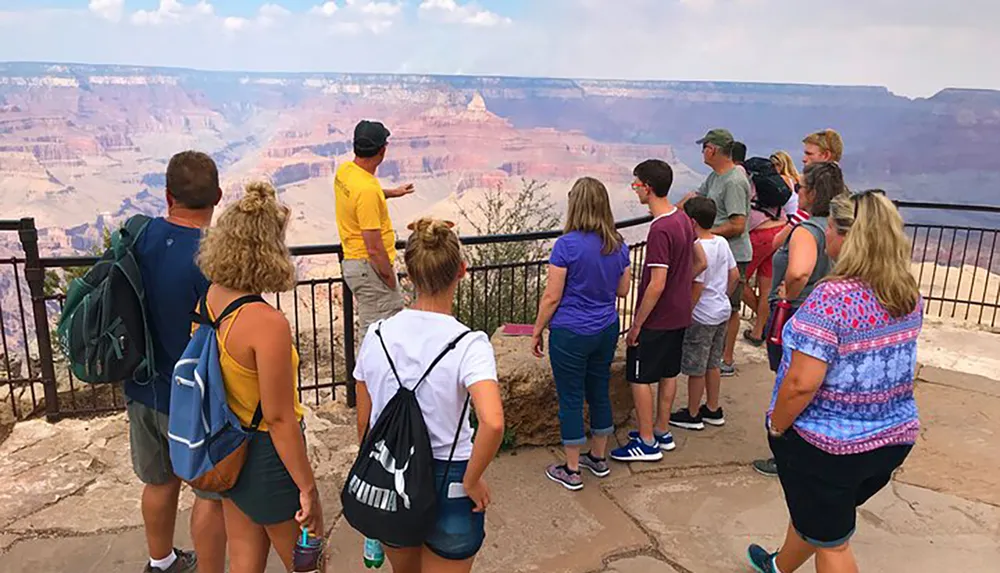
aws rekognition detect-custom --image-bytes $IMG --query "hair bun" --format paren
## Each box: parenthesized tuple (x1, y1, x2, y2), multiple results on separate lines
(240, 181, 277, 212)
(407, 217, 455, 249)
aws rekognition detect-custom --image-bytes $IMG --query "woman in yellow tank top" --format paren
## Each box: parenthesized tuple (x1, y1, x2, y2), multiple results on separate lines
(197, 181, 322, 573)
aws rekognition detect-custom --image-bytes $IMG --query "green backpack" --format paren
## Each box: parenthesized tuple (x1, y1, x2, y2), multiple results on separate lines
(57, 215, 157, 384)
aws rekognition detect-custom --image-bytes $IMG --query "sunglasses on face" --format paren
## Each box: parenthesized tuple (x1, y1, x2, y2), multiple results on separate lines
(852, 189, 887, 219)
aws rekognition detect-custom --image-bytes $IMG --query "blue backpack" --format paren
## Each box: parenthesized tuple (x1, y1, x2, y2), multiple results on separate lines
(168, 294, 265, 493)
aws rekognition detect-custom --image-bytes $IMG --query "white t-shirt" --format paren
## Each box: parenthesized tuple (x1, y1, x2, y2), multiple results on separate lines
(353, 309, 498, 461)
(784, 190, 800, 218)
(693, 235, 738, 326)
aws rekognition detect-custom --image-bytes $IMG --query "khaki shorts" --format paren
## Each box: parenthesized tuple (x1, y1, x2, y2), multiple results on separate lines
(342, 258, 405, 337)
(730, 262, 749, 312)
(126, 399, 220, 500)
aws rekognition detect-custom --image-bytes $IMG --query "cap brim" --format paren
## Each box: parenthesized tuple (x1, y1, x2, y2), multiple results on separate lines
(695, 137, 708, 145)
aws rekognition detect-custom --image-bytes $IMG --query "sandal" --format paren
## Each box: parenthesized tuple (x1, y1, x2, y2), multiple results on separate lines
(743, 329, 765, 347)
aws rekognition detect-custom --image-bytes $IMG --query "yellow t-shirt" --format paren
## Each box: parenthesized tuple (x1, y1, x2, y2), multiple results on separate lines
(335, 161, 396, 262)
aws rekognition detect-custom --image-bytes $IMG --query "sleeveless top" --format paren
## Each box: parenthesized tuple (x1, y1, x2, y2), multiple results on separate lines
(210, 303, 305, 430)
(768, 216, 831, 307)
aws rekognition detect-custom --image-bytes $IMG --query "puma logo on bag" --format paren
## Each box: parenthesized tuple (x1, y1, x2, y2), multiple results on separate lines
(370, 440, 414, 510)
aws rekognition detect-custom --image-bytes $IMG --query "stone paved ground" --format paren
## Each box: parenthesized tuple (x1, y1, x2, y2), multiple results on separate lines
(0, 327, 997, 573)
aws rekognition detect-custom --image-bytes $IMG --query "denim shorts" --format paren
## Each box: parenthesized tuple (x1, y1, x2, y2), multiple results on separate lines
(390, 459, 485, 560)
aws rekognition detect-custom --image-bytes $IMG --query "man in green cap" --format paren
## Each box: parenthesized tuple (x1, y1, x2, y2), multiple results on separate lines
(682, 128, 752, 378)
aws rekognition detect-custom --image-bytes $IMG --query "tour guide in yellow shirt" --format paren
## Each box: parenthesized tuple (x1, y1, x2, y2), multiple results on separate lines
(335, 120, 415, 335)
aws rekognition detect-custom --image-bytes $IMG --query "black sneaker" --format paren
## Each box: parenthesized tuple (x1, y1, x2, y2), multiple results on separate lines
(747, 544, 778, 573)
(720, 362, 736, 377)
(144, 549, 197, 573)
(699, 405, 726, 427)
(668, 408, 705, 431)
(752, 458, 779, 477)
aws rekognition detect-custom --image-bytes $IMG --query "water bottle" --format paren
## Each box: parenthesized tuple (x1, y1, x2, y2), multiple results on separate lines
(363, 537, 385, 569)
(768, 299, 792, 346)
(292, 527, 324, 573)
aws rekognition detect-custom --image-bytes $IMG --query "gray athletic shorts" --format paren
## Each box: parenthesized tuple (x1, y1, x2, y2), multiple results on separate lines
(126, 399, 220, 500)
(681, 321, 728, 377)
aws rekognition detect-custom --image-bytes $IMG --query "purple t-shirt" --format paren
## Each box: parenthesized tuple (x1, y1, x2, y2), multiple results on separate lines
(549, 231, 630, 336)
(636, 209, 696, 331)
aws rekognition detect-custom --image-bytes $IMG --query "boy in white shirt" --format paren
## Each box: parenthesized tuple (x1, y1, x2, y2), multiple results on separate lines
(671, 197, 740, 431)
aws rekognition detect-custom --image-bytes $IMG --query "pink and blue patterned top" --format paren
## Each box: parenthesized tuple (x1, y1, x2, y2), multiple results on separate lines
(768, 279, 922, 455)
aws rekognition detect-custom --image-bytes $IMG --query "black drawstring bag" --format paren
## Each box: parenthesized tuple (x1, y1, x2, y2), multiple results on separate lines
(341, 323, 472, 547)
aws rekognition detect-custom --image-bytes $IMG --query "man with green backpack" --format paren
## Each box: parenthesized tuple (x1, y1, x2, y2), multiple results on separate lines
(60, 151, 227, 573)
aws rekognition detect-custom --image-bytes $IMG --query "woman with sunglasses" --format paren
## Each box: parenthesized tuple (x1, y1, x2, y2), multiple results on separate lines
(747, 190, 922, 573)
(751, 161, 847, 477)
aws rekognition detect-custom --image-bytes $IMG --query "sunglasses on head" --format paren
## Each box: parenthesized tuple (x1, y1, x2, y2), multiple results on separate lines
(852, 189, 887, 219)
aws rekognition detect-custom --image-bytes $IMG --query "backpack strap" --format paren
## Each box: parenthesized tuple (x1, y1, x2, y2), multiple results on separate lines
(248, 403, 264, 432)
(112, 214, 152, 257)
(439, 393, 472, 501)
(413, 331, 474, 392)
(374, 324, 474, 393)
(194, 294, 266, 329)
(195, 292, 268, 434)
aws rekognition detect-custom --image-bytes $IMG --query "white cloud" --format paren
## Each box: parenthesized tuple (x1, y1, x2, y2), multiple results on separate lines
(310, 2, 339, 17)
(348, 0, 403, 17)
(222, 16, 247, 31)
(419, 0, 511, 26)
(88, 0, 125, 23)
(2, 1, 999, 96)
(257, 3, 291, 27)
(310, 1, 402, 35)
(131, 1, 214, 26)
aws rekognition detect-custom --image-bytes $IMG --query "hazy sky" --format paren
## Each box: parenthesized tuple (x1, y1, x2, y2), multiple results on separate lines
(0, 0, 996, 97)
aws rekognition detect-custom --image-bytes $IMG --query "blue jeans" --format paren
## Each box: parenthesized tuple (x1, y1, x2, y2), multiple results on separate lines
(548, 321, 618, 446)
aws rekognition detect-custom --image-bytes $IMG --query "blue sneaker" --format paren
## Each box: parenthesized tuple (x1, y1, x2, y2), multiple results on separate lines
(610, 437, 664, 462)
(747, 544, 777, 573)
(628, 430, 677, 451)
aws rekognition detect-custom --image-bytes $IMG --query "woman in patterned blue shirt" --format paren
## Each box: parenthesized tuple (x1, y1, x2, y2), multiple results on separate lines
(747, 191, 923, 573)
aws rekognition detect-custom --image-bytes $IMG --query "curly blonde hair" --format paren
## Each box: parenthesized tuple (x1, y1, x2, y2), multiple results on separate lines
(197, 181, 296, 293)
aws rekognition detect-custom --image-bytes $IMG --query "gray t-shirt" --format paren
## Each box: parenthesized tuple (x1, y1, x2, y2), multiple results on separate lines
(697, 167, 752, 262)
(769, 216, 832, 307)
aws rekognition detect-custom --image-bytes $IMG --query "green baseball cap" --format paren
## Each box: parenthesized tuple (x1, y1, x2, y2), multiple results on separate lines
(696, 128, 734, 148)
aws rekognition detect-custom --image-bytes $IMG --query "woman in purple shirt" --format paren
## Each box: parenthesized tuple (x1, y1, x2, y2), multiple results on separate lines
(747, 191, 922, 573)
(532, 177, 631, 491)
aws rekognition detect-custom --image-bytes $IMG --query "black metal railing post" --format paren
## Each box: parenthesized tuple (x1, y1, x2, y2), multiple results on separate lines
(18, 218, 61, 421)
(340, 253, 357, 408)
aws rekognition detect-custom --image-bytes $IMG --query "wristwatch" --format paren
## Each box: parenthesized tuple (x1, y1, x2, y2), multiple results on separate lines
(767, 419, 785, 438)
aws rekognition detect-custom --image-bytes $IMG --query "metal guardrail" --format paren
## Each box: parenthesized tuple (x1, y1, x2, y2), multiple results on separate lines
(2, 202, 999, 422)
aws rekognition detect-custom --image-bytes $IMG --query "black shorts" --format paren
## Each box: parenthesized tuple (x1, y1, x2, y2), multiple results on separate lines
(769, 429, 912, 547)
(223, 427, 305, 525)
(626, 328, 685, 383)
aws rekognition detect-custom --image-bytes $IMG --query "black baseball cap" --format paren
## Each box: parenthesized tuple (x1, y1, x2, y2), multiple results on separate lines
(354, 120, 391, 156)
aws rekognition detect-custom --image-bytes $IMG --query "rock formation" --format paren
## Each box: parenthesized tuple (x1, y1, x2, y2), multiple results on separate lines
(492, 327, 634, 447)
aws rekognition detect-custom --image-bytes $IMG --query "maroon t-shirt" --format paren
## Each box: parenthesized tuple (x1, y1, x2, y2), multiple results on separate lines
(636, 209, 696, 331)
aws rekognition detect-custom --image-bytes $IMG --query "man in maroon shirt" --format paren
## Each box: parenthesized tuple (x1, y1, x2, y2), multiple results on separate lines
(612, 159, 706, 462)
